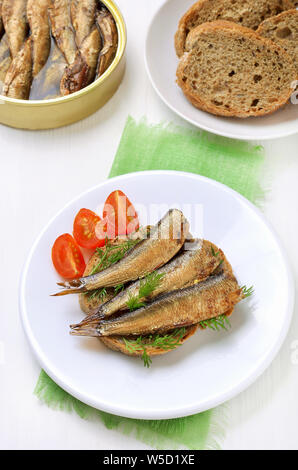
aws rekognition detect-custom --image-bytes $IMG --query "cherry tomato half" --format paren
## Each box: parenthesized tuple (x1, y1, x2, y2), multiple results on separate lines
(96, 190, 139, 239)
(52, 233, 86, 279)
(73, 208, 105, 249)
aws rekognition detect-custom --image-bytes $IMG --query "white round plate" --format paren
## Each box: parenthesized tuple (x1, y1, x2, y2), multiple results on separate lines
(145, 0, 298, 140)
(20, 171, 294, 419)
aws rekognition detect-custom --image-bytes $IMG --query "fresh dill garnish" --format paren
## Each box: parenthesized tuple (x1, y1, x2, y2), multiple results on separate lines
(90, 238, 139, 276)
(149, 328, 187, 350)
(86, 287, 107, 301)
(85, 239, 138, 299)
(85, 239, 139, 299)
(123, 327, 187, 368)
(139, 272, 165, 298)
(199, 314, 231, 331)
(142, 350, 152, 368)
(211, 246, 220, 257)
(126, 271, 165, 311)
(123, 337, 151, 367)
(114, 283, 125, 294)
(241, 285, 254, 298)
(211, 246, 224, 267)
(127, 294, 146, 311)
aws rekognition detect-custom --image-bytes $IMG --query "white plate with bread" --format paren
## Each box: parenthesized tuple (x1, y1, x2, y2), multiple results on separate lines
(145, 0, 298, 140)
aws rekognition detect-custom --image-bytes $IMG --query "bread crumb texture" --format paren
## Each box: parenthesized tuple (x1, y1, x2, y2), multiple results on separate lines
(175, 0, 296, 57)
(257, 9, 298, 76)
(176, 21, 297, 118)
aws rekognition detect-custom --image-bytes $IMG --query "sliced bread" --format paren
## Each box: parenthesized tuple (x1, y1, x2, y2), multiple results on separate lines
(176, 21, 297, 118)
(175, 0, 296, 57)
(257, 9, 298, 76)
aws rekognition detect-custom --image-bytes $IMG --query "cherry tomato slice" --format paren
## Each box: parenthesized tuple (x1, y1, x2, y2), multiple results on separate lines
(73, 208, 105, 249)
(96, 190, 139, 239)
(52, 233, 86, 279)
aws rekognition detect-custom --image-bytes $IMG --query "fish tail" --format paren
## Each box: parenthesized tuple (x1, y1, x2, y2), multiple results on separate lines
(70, 318, 102, 337)
(52, 288, 85, 296)
(70, 311, 104, 329)
(51, 279, 86, 296)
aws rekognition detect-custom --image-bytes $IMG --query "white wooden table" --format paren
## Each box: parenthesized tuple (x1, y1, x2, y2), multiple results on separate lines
(0, 0, 297, 450)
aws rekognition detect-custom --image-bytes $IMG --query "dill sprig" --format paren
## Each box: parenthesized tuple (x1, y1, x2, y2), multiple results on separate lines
(139, 272, 165, 298)
(123, 327, 187, 368)
(241, 285, 254, 298)
(211, 246, 220, 257)
(126, 295, 146, 311)
(149, 328, 187, 350)
(126, 271, 165, 311)
(123, 337, 152, 367)
(86, 287, 107, 301)
(199, 314, 231, 331)
(114, 283, 125, 294)
(90, 238, 139, 276)
(85, 239, 139, 299)
(211, 246, 224, 266)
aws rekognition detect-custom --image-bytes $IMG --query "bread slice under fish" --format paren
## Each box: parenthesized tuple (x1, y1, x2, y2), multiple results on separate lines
(257, 9, 298, 77)
(175, 0, 296, 57)
(176, 21, 296, 118)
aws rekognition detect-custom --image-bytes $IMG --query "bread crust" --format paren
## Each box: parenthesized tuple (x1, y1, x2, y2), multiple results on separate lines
(175, 0, 296, 57)
(257, 9, 298, 77)
(176, 21, 296, 118)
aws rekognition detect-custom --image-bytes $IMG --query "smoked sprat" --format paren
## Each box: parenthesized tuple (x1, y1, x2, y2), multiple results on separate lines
(0, 0, 118, 100)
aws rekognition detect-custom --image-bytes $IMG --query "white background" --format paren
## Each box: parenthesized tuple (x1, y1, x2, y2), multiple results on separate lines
(0, 0, 298, 450)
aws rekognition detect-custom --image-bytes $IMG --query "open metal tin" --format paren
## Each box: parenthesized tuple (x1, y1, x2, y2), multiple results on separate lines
(0, 0, 126, 130)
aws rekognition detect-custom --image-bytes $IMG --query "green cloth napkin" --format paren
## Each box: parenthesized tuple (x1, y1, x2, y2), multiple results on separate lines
(35, 117, 265, 450)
